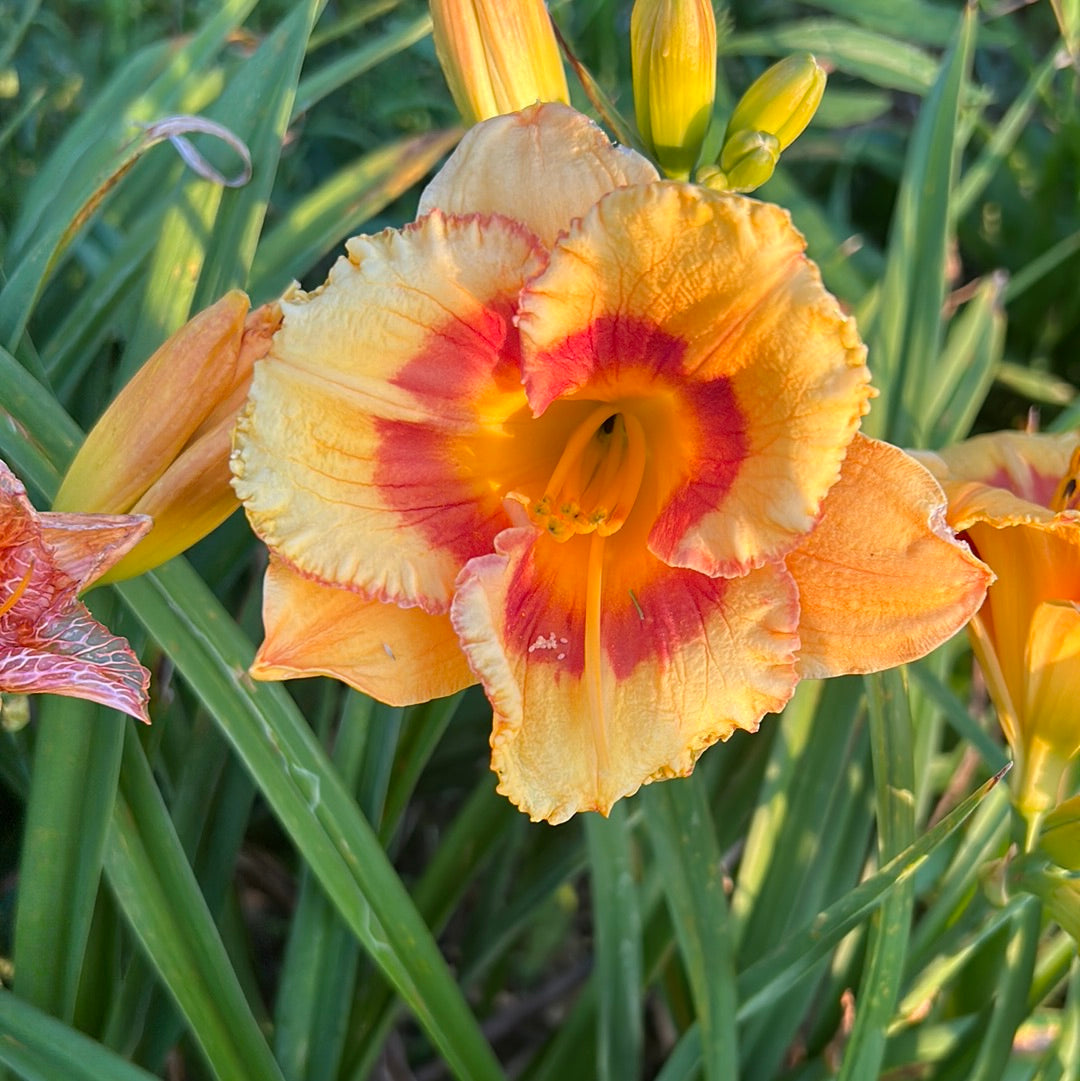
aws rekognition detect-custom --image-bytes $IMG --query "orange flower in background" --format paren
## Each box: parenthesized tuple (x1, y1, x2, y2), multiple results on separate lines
(55, 290, 281, 583)
(919, 430, 1080, 834)
(1, 460, 151, 722)
(233, 103, 990, 823)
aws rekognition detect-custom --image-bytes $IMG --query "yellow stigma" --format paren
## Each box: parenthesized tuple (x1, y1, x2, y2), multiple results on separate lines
(532, 405, 647, 541)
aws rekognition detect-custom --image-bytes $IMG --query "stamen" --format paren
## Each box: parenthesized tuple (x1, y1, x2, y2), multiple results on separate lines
(0, 558, 35, 619)
(543, 404, 619, 509)
(1052, 446, 1080, 512)
(533, 406, 648, 541)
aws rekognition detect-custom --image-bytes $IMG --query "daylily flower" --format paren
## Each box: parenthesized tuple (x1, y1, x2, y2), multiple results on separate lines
(1, 459, 151, 722)
(233, 102, 989, 823)
(55, 290, 281, 583)
(430, 0, 569, 126)
(918, 430, 1080, 837)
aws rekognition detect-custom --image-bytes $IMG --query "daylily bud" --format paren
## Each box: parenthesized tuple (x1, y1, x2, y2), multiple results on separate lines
(54, 291, 281, 582)
(717, 129, 780, 192)
(724, 53, 826, 154)
(430, 0, 570, 126)
(631, 0, 717, 180)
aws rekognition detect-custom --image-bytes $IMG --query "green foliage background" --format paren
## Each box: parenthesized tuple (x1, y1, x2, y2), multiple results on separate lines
(2, 1, 1080, 1078)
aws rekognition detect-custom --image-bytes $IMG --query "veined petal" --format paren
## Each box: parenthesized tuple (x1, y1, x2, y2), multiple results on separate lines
(418, 102, 659, 248)
(1, 607, 150, 721)
(451, 525, 799, 823)
(517, 183, 870, 576)
(788, 435, 991, 678)
(1, 461, 150, 721)
(38, 513, 152, 591)
(251, 556, 475, 706)
(233, 212, 547, 611)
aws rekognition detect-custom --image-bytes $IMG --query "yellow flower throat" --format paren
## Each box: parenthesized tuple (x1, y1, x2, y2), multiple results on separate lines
(531, 404, 647, 541)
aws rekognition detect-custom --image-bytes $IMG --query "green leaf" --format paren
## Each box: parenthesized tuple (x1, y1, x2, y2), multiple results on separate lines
(861, 5, 976, 445)
(105, 726, 287, 1081)
(721, 21, 938, 93)
(13, 697, 124, 1023)
(0, 990, 161, 1081)
(643, 776, 738, 1081)
(114, 562, 506, 1081)
(586, 805, 643, 1081)
(837, 670, 916, 1079)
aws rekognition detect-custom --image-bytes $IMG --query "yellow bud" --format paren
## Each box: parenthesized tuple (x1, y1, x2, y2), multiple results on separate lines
(631, 0, 717, 180)
(430, 0, 569, 126)
(717, 129, 779, 192)
(724, 53, 826, 153)
(55, 292, 281, 582)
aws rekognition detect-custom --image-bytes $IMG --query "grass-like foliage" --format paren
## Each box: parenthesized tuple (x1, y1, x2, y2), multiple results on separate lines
(2, 1, 1080, 1079)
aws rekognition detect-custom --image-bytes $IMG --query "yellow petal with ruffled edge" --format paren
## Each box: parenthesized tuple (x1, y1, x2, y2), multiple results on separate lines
(417, 102, 659, 248)
(517, 182, 871, 577)
(452, 524, 799, 824)
(233, 212, 548, 613)
(250, 556, 475, 706)
(788, 435, 990, 677)
(919, 430, 1079, 515)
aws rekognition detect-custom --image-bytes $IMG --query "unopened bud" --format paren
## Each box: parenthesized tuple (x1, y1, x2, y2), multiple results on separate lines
(718, 129, 779, 192)
(430, 0, 569, 126)
(631, 0, 717, 180)
(55, 291, 281, 582)
(725, 52, 826, 153)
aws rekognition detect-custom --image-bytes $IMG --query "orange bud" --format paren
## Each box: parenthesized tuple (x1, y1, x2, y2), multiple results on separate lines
(55, 292, 281, 581)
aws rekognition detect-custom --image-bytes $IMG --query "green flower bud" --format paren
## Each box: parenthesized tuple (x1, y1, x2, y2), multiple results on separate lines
(718, 129, 779, 193)
(725, 52, 826, 153)
(631, 0, 717, 180)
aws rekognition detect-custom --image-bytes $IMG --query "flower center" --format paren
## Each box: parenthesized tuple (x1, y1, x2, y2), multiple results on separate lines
(531, 404, 647, 542)
(1052, 445, 1080, 512)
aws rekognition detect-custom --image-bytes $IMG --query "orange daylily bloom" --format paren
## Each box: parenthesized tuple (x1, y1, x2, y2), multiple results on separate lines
(918, 430, 1080, 830)
(233, 103, 989, 823)
(55, 290, 281, 582)
(1, 459, 151, 722)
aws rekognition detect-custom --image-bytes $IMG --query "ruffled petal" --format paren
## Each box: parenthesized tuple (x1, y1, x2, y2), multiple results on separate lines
(38, 513, 152, 591)
(418, 102, 659, 247)
(251, 556, 475, 706)
(517, 183, 870, 576)
(451, 525, 799, 823)
(788, 435, 991, 678)
(0, 606, 150, 722)
(918, 430, 1079, 515)
(233, 212, 547, 611)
